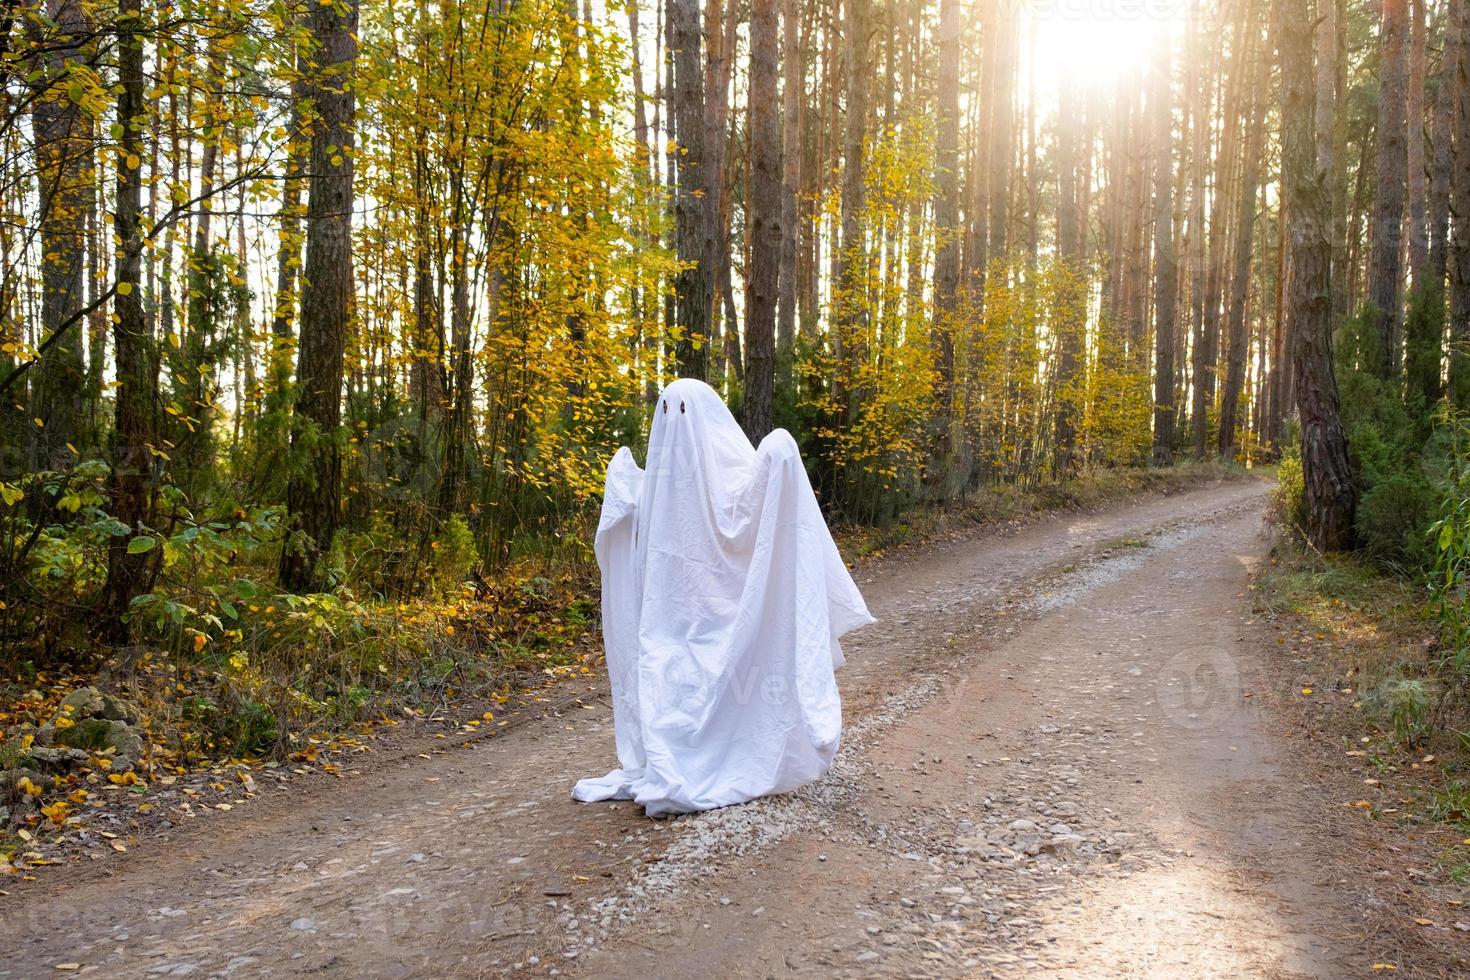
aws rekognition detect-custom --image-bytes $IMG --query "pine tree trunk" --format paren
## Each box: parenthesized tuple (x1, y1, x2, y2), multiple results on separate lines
(1407, 0, 1429, 283)
(1450, 0, 1470, 402)
(1317, 0, 1346, 328)
(1152, 39, 1178, 467)
(775, 0, 802, 356)
(1368, 0, 1410, 378)
(1054, 74, 1084, 475)
(280, 0, 359, 592)
(669, 0, 712, 378)
(267, 63, 307, 415)
(988, 12, 1016, 261)
(743, 0, 779, 440)
(1187, 8, 1211, 459)
(931, 0, 960, 427)
(101, 0, 157, 639)
(1430, 3, 1453, 287)
(964, 8, 992, 297)
(1282, 0, 1356, 550)
(833, 0, 870, 431)
(26, 0, 90, 471)
(704, 0, 738, 377)
(1219, 22, 1268, 460)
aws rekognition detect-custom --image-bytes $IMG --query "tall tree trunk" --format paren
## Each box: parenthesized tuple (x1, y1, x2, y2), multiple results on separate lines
(704, 0, 737, 378)
(775, 0, 802, 357)
(1054, 74, 1084, 475)
(1429, 2, 1453, 288)
(1025, 26, 1039, 269)
(1407, 0, 1429, 284)
(931, 0, 960, 436)
(1195, 0, 1252, 458)
(280, 0, 359, 592)
(267, 64, 307, 415)
(743, 0, 779, 440)
(1266, 196, 1289, 443)
(1282, 0, 1356, 550)
(101, 0, 157, 639)
(1317, 0, 1348, 329)
(26, 0, 90, 471)
(988, 11, 1016, 261)
(1151, 37, 1178, 467)
(1450, 0, 1470, 402)
(1329, 0, 1350, 329)
(833, 0, 871, 431)
(1219, 22, 1269, 460)
(1186, 9, 1209, 456)
(1404, 0, 1444, 411)
(669, 0, 712, 378)
(1368, 0, 1410, 378)
(964, 6, 992, 296)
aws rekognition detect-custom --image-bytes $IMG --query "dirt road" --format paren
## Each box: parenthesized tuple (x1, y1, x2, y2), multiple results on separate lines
(0, 478, 1417, 977)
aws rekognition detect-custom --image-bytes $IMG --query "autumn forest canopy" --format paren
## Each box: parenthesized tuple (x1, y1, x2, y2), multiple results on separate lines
(4, 0, 1470, 718)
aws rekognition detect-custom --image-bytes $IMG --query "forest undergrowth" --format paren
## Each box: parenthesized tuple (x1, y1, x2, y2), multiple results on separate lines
(1259, 452, 1470, 891)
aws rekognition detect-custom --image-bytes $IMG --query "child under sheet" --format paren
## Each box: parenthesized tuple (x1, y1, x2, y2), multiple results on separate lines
(573, 378, 875, 816)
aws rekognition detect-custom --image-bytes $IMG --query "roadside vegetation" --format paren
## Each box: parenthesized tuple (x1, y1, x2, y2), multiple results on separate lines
(1261, 355, 1470, 889)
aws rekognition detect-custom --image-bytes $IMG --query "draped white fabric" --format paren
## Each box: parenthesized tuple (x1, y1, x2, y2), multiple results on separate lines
(572, 379, 875, 816)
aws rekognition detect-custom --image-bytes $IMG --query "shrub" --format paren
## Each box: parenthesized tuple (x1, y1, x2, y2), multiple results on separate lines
(1334, 307, 1443, 569)
(1430, 418, 1470, 704)
(332, 511, 480, 599)
(1356, 471, 1437, 569)
(1270, 450, 1306, 532)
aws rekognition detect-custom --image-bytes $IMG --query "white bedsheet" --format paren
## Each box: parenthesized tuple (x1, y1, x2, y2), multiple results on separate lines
(573, 379, 874, 816)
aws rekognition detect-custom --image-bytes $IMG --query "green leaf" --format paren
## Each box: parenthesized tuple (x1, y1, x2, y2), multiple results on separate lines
(127, 536, 157, 555)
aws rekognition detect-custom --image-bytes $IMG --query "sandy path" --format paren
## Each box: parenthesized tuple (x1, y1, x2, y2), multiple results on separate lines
(2, 477, 1393, 978)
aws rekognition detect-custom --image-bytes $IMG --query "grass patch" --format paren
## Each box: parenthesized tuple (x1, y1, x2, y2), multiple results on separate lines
(1255, 544, 1430, 697)
(1425, 779, 1470, 832)
(1256, 535, 1470, 892)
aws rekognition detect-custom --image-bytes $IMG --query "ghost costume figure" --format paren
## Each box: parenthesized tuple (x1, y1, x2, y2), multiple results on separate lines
(573, 379, 875, 816)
